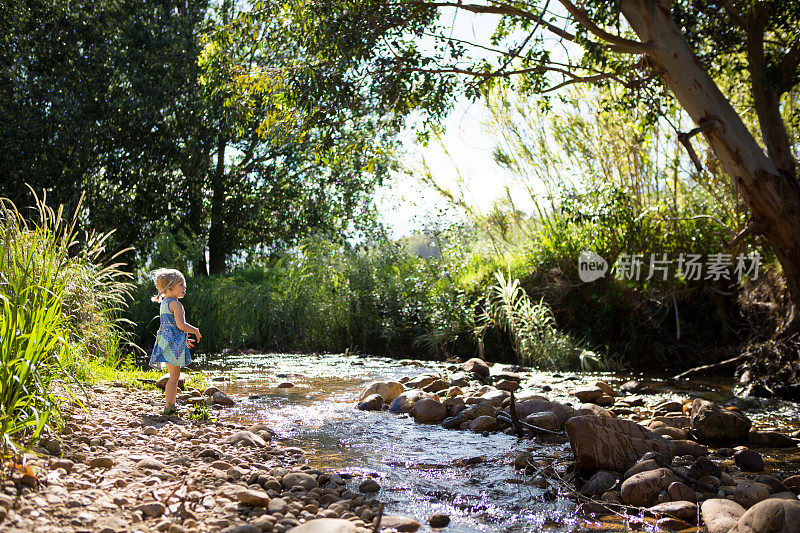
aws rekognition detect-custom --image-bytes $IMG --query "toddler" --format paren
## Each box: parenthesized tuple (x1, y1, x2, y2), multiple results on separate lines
(149, 268, 201, 416)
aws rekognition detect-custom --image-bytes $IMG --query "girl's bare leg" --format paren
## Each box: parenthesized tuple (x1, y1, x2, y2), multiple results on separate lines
(165, 363, 180, 408)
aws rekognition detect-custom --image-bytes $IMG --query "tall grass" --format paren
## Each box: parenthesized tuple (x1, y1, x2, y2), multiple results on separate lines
(0, 191, 132, 453)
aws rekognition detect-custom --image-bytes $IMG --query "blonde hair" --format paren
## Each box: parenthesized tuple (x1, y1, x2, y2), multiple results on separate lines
(151, 268, 186, 302)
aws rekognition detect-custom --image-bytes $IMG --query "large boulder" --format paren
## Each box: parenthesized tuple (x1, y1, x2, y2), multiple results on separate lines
(388, 391, 428, 413)
(462, 358, 490, 377)
(358, 381, 404, 403)
(727, 498, 800, 533)
(690, 399, 751, 443)
(565, 416, 676, 471)
(410, 398, 447, 424)
(701, 499, 746, 533)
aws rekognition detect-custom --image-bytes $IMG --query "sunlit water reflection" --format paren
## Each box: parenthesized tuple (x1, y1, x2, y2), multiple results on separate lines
(192, 352, 800, 532)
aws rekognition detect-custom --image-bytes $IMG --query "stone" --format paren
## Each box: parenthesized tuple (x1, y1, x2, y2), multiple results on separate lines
(690, 399, 751, 443)
(524, 411, 560, 432)
(495, 379, 519, 392)
(135, 458, 167, 471)
(701, 499, 746, 533)
(404, 375, 438, 389)
(277, 382, 295, 388)
(202, 386, 220, 396)
(513, 399, 575, 427)
(728, 498, 800, 533)
(624, 459, 662, 479)
(651, 426, 689, 440)
(574, 388, 603, 403)
(783, 475, 800, 494)
(479, 390, 510, 408)
(667, 481, 697, 502)
(733, 480, 771, 508)
(282, 472, 318, 491)
(734, 448, 764, 472)
(422, 379, 449, 393)
(87, 456, 114, 469)
(461, 358, 490, 377)
(755, 475, 790, 494)
(286, 518, 357, 533)
(576, 403, 613, 417)
(410, 398, 447, 424)
(237, 489, 271, 507)
(470, 415, 499, 433)
(269, 498, 289, 514)
(222, 431, 266, 448)
(380, 515, 422, 532)
(621, 468, 679, 507)
(358, 381, 404, 403)
(388, 391, 428, 414)
(359, 479, 380, 492)
(156, 372, 187, 390)
(566, 416, 676, 471)
(581, 471, 617, 496)
(135, 501, 166, 518)
(356, 394, 383, 411)
(687, 456, 722, 480)
(671, 440, 709, 458)
(212, 391, 236, 406)
(748, 429, 797, 448)
(428, 513, 450, 528)
(648, 501, 698, 522)
(50, 459, 74, 473)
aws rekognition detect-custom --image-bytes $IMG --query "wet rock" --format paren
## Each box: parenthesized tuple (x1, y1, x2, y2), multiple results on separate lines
(649, 501, 698, 522)
(422, 379, 449, 393)
(595, 381, 615, 397)
(655, 516, 694, 531)
(358, 479, 380, 492)
(624, 459, 662, 479)
(356, 394, 383, 411)
(734, 448, 764, 472)
(388, 391, 428, 414)
(748, 429, 797, 448)
(202, 386, 220, 396)
(619, 380, 646, 393)
(595, 395, 614, 407)
(581, 471, 617, 496)
(478, 390, 509, 408)
(461, 358, 490, 377)
(524, 412, 560, 432)
(576, 403, 613, 417)
(667, 481, 697, 502)
(495, 379, 519, 392)
(470, 415, 499, 433)
(286, 519, 357, 533)
(621, 468, 679, 507)
(428, 513, 450, 528)
(574, 388, 603, 403)
(410, 398, 447, 424)
(212, 391, 236, 406)
(237, 489, 271, 507)
(282, 472, 318, 491)
(405, 375, 438, 389)
(513, 399, 575, 427)
(754, 475, 790, 494)
(654, 401, 684, 414)
(566, 416, 676, 471)
(671, 440, 709, 458)
(702, 498, 746, 533)
(380, 515, 422, 532)
(156, 372, 187, 390)
(651, 426, 689, 440)
(135, 501, 166, 518)
(783, 475, 800, 494)
(222, 431, 266, 448)
(359, 381, 404, 403)
(687, 456, 722, 480)
(690, 399, 751, 443)
(733, 480, 771, 508)
(728, 498, 800, 533)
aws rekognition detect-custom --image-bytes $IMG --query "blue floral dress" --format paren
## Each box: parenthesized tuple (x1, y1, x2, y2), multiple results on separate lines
(150, 297, 191, 367)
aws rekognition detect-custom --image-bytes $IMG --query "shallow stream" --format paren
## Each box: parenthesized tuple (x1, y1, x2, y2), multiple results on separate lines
(194, 352, 800, 532)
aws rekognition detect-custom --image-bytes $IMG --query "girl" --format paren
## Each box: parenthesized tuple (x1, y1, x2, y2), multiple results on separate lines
(150, 268, 201, 416)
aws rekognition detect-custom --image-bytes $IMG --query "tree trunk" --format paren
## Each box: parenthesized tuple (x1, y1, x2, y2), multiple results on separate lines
(620, 0, 800, 332)
(208, 132, 227, 275)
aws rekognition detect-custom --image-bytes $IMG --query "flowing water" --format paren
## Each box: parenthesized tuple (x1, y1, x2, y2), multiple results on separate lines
(193, 352, 800, 532)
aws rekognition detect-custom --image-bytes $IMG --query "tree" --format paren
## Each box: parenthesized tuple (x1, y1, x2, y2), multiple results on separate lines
(261, 0, 800, 332)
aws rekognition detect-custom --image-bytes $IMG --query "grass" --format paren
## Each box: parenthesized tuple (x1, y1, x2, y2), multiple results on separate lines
(82, 359, 162, 388)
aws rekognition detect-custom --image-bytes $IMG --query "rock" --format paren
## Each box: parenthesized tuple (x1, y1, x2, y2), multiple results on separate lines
(156, 372, 187, 390)
(595, 395, 614, 406)
(359, 479, 380, 492)
(783, 475, 800, 494)
(422, 379, 449, 393)
(428, 513, 450, 528)
(621, 468, 679, 507)
(733, 480, 771, 508)
(359, 381, 404, 403)
(389, 391, 428, 413)
(405, 375, 438, 389)
(734, 448, 764, 472)
(356, 394, 383, 411)
(462, 358, 490, 377)
(470, 415, 499, 433)
(755, 475, 790, 494)
(222, 431, 266, 448)
(655, 401, 684, 414)
(237, 489, 271, 507)
(380, 515, 422, 532)
(212, 391, 236, 406)
(624, 459, 662, 479)
(582, 471, 617, 496)
(701, 499, 746, 533)
(50, 459, 74, 473)
(135, 458, 167, 471)
(135, 501, 166, 518)
(687, 456, 722, 480)
(574, 388, 603, 403)
(277, 382, 295, 388)
(566, 416, 676, 471)
(667, 481, 697, 502)
(286, 519, 357, 533)
(202, 386, 220, 396)
(479, 390, 510, 408)
(651, 426, 690, 440)
(524, 412, 560, 432)
(748, 429, 797, 448)
(620, 380, 647, 393)
(648, 501, 698, 522)
(727, 498, 800, 533)
(282, 472, 318, 491)
(269, 498, 289, 514)
(576, 403, 613, 417)
(87, 456, 114, 469)
(513, 399, 575, 427)
(495, 379, 519, 392)
(690, 399, 751, 443)
(410, 398, 447, 424)
(43, 438, 62, 456)
(672, 440, 709, 458)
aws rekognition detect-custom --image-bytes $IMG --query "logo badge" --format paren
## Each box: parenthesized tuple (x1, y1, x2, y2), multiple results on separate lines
(578, 251, 608, 283)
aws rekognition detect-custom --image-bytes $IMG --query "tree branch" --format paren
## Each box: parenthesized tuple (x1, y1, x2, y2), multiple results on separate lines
(556, 0, 653, 53)
(777, 39, 800, 92)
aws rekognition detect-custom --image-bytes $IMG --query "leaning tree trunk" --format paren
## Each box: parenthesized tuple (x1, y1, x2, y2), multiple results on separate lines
(620, 0, 800, 333)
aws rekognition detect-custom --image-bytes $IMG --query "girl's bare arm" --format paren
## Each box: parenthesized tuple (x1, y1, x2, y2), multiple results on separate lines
(169, 300, 202, 338)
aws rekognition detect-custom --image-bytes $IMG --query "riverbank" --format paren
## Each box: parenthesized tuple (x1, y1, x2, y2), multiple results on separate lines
(2, 383, 391, 533)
